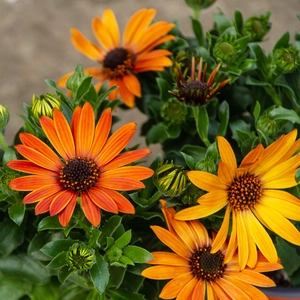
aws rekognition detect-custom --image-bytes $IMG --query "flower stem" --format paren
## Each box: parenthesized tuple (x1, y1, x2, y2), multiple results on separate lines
(0, 132, 9, 151)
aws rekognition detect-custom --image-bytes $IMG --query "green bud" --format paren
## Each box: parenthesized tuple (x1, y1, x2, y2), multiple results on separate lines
(196, 156, 217, 173)
(106, 245, 123, 263)
(213, 35, 239, 63)
(31, 93, 61, 119)
(257, 113, 279, 137)
(179, 182, 205, 205)
(66, 243, 95, 272)
(0, 105, 10, 131)
(244, 12, 271, 41)
(185, 0, 216, 11)
(274, 47, 300, 73)
(0, 168, 18, 196)
(161, 98, 188, 127)
(154, 162, 187, 197)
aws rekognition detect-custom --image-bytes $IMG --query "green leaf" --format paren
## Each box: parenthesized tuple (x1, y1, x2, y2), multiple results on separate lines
(115, 230, 132, 249)
(180, 151, 196, 169)
(0, 218, 25, 256)
(98, 215, 122, 246)
(41, 239, 77, 258)
(122, 246, 153, 264)
(213, 12, 232, 34)
(269, 106, 300, 124)
(245, 76, 272, 87)
(89, 228, 102, 248)
(156, 78, 171, 100)
(90, 253, 109, 294)
(46, 251, 68, 269)
(217, 101, 229, 136)
(0, 254, 50, 284)
(58, 265, 74, 284)
(234, 9, 244, 34)
(180, 144, 206, 161)
(191, 17, 204, 46)
(2, 148, 17, 165)
(107, 266, 126, 289)
(194, 106, 209, 145)
(106, 289, 145, 300)
(253, 101, 261, 121)
(248, 43, 269, 77)
(75, 76, 93, 102)
(30, 282, 60, 300)
(146, 123, 168, 144)
(273, 31, 290, 51)
(8, 201, 25, 226)
(38, 215, 64, 231)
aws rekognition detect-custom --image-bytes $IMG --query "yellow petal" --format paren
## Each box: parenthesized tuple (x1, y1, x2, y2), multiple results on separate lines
(236, 211, 249, 270)
(217, 276, 251, 300)
(141, 265, 190, 280)
(177, 277, 198, 300)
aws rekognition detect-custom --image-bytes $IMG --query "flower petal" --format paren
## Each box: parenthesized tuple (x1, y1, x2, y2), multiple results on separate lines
(192, 280, 206, 300)
(81, 194, 101, 227)
(6, 160, 57, 176)
(49, 190, 75, 216)
(100, 166, 153, 181)
(98, 177, 145, 191)
(117, 79, 136, 108)
(148, 252, 189, 266)
(150, 225, 191, 258)
(122, 74, 141, 97)
(22, 184, 62, 204)
(217, 276, 251, 300)
(35, 195, 55, 214)
(101, 9, 120, 47)
(177, 277, 198, 300)
(141, 265, 190, 280)
(187, 170, 228, 192)
(95, 122, 136, 166)
(58, 194, 77, 227)
(9, 176, 58, 192)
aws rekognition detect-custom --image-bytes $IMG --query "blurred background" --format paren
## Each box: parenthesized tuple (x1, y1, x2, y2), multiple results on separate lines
(1, 0, 299, 159)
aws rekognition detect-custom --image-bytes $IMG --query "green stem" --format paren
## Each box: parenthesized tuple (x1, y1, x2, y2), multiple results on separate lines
(0, 132, 9, 151)
(265, 86, 282, 107)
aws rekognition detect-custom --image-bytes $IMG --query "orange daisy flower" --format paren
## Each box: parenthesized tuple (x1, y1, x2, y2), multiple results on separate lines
(175, 130, 300, 270)
(58, 9, 175, 107)
(7, 102, 154, 227)
(142, 201, 282, 300)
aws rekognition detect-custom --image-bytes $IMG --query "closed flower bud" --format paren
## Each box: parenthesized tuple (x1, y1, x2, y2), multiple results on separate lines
(31, 93, 61, 119)
(154, 162, 187, 197)
(274, 47, 300, 73)
(161, 98, 188, 127)
(185, 0, 216, 10)
(0, 105, 10, 131)
(213, 35, 239, 63)
(244, 12, 271, 41)
(257, 113, 279, 137)
(106, 245, 123, 263)
(67, 243, 95, 272)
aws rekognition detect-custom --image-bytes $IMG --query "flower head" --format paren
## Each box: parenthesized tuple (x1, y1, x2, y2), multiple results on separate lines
(142, 200, 282, 300)
(31, 93, 61, 119)
(161, 98, 188, 127)
(169, 57, 230, 106)
(244, 12, 271, 42)
(67, 243, 95, 271)
(274, 47, 300, 73)
(213, 35, 239, 63)
(7, 102, 154, 227)
(175, 130, 300, 270)
(58, 9, 175, 107)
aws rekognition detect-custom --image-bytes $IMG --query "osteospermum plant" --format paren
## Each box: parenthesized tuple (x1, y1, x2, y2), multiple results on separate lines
(1, 3, 300, 300)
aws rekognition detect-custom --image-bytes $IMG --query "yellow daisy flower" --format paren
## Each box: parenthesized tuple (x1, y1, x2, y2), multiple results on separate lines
(58, 9, 175, 107)
(142, 200, 282, 300)
(175, 130, 300, 269)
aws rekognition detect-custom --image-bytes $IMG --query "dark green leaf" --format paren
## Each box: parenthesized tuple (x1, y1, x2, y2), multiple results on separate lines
(0, 254, 50, 284)
(75, 76, 93, 102)
(0, 218, 25, 256)
(30, 282, 60, 300)
(2, 148, 17, 165)
(115, 230, 132, 249)
(146, 123, 168, 144)
(106, 288, 145, 300)
(156, 78, 171, 100)
(41, 239, 77, 258)
(107, 266, 126, 289)
(218, 101, 229, 136)
(253, 101, 261, 121)
(269, 106, 300, 124)
(89, 228, 102, 248)
(191, 17, 204, 46)
(123, 246, 153, 264)
(58, 265, 74, 284)
(213, 12, 232, 34)
(234, 9, 244, 34)
(90, 253, 109, 294)
(180, 144, 206, 161)
(273, 31, 290, 51)
(98, 215, 122, 246)
(38, 215, 64, 231)
(180, 151, 196, 169)
(46, 251, 68, 269)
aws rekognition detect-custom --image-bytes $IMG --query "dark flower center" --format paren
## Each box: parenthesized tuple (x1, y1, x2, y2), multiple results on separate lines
(228, 173, 263, 210)
(189, 247, 226, 281)
(102, 47, 136, 79)
(59, 157, 100, 194)
(179, 81, 210, 105)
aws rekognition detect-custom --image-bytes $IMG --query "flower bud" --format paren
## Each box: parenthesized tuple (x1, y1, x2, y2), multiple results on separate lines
(213, 35, 239, 63)
(244, 12, 271, 41)
(185, 0, 216, 10)
(196, 156, 217, 173)
(179, 182, 204, 205)
(31, 93, 61, 119)
(257, 113, 279, 137)
(274, 47, 300, 73)
(66, 243, 95, 272)
(0, 105, 10, 131)
(154, 162, 187, 197)
(106, 245, 123, 263)
(161, 98, 187, 127)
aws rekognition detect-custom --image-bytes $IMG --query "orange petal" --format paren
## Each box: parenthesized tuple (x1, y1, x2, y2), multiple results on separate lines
(6, 160, 57, 176)
(117, 79, 136, 107)
(19, 133, 62, 169)
(122, 74, 141, 97)
(50, 190, 75, 216)
(9, 176, 58, 192)
(100, 148, 151, 172)
(189, 220, 210, 248)
(240, 143, 264, 167)
(134, 56, 173, 72)
(58, 194, 77, 227)
(70, 28, 104, 60)
(95, 122, 136, 167)
(148, 252, 189, 266)
(217, 276, 251, 300)
(123, 9, 156, 49)
(100, 166, 153, 181)
(210, 281, 230, 299)
(217, 136, 237, 179)
(35, 195, 55, 214)
(22, 184, 62, 204)
(150, 225, 191, 258)
(100, 188, 135, 213)
(141, 265, 190, 280)
(14, 145, 60, 172)
(40, 116, 69, 161)
(57, 71, 73, 88)
(89, 108, 112, 159)
(236, 211, 249, 270)
(158, 272, 194, 299)
(101, 9, 120, 48)
(136, 35, 175, 54)
(81, 194, 101, 227)
(191, 280, 206, 300)
(177, 277, 198, 300)
(53, 109, 76, 159)
(75, 102, 95, 157)
(187, 170, 228, 192)
(98, 177, 145, 191)
(218, 162, 235, 185)
(224, 211, 238, 264)
(86, 187, 118, 213)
